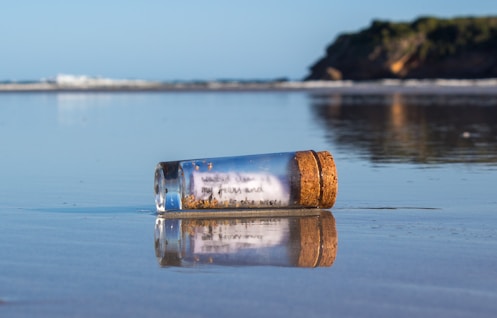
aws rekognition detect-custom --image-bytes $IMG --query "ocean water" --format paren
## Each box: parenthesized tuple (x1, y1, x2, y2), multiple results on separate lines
(1, 90, 496, 317)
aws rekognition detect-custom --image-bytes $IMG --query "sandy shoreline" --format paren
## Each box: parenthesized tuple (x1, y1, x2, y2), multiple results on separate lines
(1, 79, 497, 94)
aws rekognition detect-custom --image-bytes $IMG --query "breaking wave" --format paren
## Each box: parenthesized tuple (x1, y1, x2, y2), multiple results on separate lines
(43, 74, 153, 87)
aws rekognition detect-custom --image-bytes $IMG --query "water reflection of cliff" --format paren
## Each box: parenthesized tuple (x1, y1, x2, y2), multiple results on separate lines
(311, 94, 497, 164)
(154, 210, 337, 268)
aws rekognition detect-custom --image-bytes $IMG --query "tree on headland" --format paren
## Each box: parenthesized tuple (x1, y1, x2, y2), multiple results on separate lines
(305, 16, 497, 80)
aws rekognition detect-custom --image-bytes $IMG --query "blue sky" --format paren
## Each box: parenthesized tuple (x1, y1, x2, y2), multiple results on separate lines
(1, 1, 496, 81)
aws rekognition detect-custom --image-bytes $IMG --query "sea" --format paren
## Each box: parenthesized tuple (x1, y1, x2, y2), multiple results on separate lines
(1, 80, 497, 317)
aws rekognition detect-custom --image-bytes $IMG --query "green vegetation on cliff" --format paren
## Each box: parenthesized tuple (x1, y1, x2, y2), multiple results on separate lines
(306, 16, 497, 80)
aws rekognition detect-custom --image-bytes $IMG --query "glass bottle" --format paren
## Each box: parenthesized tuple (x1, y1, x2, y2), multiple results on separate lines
(154, 150, 337, 212)
(154, 210, 338, 267)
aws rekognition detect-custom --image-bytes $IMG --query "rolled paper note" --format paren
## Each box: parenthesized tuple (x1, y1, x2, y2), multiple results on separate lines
(154, 150, 338, 212)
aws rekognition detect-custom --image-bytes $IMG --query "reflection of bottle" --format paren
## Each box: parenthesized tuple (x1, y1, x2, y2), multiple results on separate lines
(154, 150, 338, 212)
(154, 210, 338, 268)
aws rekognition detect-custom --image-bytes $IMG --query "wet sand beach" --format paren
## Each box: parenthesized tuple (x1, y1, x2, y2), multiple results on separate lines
(1, 89, 496, 317)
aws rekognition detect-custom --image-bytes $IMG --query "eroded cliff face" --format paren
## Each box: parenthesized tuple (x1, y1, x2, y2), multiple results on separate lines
(305, 17, 497, 80)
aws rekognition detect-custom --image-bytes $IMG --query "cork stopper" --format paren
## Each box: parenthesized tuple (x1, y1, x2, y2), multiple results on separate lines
(295, 150, 338, 208)
(297, 211, 338, 267)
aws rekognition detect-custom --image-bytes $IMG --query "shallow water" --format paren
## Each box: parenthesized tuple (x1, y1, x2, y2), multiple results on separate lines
(1, 91, 496, 317)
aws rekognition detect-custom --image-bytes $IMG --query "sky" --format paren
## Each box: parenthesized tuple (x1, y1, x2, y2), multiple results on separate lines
(1, 0, 497, 81)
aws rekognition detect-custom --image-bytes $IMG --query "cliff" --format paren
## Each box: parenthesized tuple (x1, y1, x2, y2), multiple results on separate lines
(305, 16, 497, 80)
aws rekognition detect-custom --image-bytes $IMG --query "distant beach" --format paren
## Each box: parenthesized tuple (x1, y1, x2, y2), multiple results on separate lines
(1, 74, 497, 94)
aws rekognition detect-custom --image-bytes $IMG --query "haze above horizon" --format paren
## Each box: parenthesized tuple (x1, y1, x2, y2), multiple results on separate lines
(2, 1, 497, 82)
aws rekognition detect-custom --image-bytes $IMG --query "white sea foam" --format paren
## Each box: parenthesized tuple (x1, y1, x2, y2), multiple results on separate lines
(45, 74, 153, 87)
(281, 80, 354, 88)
